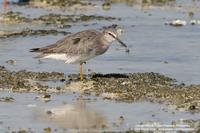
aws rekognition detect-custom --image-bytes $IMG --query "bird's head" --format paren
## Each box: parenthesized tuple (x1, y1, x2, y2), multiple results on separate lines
(103, 28, 119, 42)
(102, 25, 128, 48)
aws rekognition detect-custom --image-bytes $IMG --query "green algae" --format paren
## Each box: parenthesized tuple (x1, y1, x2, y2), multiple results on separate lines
(0, 11, 117, 28)
(30, 0, 93, 8)
(102, 2, 111, 10)
(0, 11, 118, 39)
(0, 12, 117, 39)
(105, 0, 175, 5)
(36, 14, 116, 25)
(1, 65, 200, 112)
(90, 73, 176, 102)
(0, 66, 64, 92)
(0, 28, 70, 39)
(142, 0, 175, 4)
(65, 73, 200, 112)
(0, 96, 15, 103)
(0, 11, 116, 25)
(0, 11, 30, 24)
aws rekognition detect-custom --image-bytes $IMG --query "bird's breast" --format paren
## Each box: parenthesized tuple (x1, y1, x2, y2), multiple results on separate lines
(95, 44, 109, 55)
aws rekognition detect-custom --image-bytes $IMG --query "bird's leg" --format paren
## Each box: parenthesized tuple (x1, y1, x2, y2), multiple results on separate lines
(80, 63, 83, 81)
(3, 0, 8, 10)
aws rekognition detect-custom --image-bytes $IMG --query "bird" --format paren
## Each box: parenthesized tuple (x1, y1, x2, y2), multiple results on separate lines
(30, 25, 129, 81)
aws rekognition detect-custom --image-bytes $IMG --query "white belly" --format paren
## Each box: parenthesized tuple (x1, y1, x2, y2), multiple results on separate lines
(43, 54, 68, 60)
(43, 53, 97, 64)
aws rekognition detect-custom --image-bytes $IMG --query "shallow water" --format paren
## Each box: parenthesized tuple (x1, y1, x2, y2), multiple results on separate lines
(1, 92, 200, 132)
(1, 0, 200, 132)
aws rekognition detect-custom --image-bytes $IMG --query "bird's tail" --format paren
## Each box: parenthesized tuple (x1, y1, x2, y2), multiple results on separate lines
(30, 48, 40, 52)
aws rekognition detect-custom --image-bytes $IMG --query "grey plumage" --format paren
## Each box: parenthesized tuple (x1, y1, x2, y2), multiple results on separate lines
(30, 26, 128, 80)
(30, 30, 109, 61)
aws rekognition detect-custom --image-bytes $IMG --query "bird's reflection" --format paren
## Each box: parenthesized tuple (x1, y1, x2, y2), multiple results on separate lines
(34, 102, 107, 129)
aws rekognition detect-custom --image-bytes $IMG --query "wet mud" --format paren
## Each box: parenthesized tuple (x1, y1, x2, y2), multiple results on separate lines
(66, 73, 200, 113)
(1, 66, 200, 113)
(0, 11, 117, 38)
(28, 0, 95, 11)
(0, 66, 65, 92)
(0, 11, 117, 25)
(0, 28, 70, 38)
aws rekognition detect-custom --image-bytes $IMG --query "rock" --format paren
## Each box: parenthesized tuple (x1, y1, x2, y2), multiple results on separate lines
(0, 28, 70, 39)
(0, 97, 15, 102)
(43, 127, 51, 133)
(1, 65, 200, 112)
(165, 19, 187, 27)
(35, 93, 51, 102)
(102, 2, 111, 10)
(0, 12, 117, 27)
(5, 59, 16, 65)
(29, 0, 96, 11)
(190, 20, 200, 25)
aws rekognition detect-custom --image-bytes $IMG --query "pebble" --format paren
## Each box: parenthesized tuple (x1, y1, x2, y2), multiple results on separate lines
(190, 20, 200, 25)
(102, 2, 111, 10)
(165, 19, 187, 27)
(43, 127, 51, 133)
(0, 97, 15, 102)
(5, 59, 17, 65)
(35, 93, 51, 102)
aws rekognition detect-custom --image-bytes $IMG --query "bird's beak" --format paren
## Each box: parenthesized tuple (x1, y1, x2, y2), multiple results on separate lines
(114, 37, 130, 53)
(109, 34, 128, 48)
(108, 32, 130, 53)
(113, 36, 130, 53)
(115, 37, 128, 48)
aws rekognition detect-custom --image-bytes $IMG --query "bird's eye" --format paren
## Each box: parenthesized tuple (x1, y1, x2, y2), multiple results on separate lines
(108, 33, 112, 35)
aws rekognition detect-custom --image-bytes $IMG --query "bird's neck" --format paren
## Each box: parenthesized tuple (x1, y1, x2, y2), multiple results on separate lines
(94, 36, 110, 55)
(101, 36, 113, 46)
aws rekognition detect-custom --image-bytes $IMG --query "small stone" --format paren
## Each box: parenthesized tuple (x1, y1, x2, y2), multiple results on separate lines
(190, 20, 200, 25)
(42, 93, 51, 99)
(46, 110, 53, 115)
(5, 59, 16, 65)
(117, 116, 125, 125)
(101, 124, 107, 128)
(88, 69, 92, 72)
(35, 93, 51, 102)
(43, 127, 51, 133)
(112, 122, 118, 127)
(189, 105, 196, 110)
(56, 86, 61, 90)
(188, 11, 194, 18)
(18, 129, 27, 133)
(102, 2, 111, 10)
(165, 19, 187, 27)
(60, 78, 65, 82)
(163, 61, 168, 64)
(0, 97, 15, 102)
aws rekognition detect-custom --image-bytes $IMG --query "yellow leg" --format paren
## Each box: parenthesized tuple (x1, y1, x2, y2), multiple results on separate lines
(80, 63, 83, 81)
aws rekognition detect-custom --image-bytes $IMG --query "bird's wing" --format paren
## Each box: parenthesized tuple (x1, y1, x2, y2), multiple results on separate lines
(30, 30, 102, 56)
